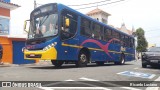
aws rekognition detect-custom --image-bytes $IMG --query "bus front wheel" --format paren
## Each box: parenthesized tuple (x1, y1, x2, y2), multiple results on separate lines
(76, 51, 88, 67)
(51, 60, 64, 67)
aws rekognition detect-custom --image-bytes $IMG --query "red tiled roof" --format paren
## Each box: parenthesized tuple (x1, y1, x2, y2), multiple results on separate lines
(87, 8, 110, 16)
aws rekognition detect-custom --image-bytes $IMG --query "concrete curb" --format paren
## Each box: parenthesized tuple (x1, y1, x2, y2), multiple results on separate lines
(0, 63, 35, 67)
(0, 63, 12, 67)
(0, 61, 52, 67)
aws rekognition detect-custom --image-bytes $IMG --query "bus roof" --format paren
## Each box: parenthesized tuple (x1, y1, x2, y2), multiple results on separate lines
(33, 3, 134, 38)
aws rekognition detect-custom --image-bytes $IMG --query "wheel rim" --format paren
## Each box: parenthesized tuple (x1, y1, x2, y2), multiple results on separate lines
(80, 54, 87, 63)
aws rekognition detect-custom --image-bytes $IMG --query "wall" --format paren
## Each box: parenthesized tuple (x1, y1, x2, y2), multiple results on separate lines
(12, 41, 35, 64)
(0, 6, 10, 35)
(4, 0, 10, 2)
(101, 13, 108, 24)
(89, 14, 101, 21)
(88, 13, 108, 24)
(0, 36, 13, 63)
(0, 36, 37, 64)
(0, 7, 10, 17)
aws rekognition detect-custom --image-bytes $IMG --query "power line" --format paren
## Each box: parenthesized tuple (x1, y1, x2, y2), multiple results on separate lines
(36, 3, 43, 6)
(76, 0, 125, 10)
(146, 35, 160, 38)
(35, 0, 125, 10)
(68, 0, 111, 6)
(145, 29, 160, 33)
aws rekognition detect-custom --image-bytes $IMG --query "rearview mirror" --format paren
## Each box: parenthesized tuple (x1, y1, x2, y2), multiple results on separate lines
(65, 18, 70, 28)
(24, 20, 30, 33)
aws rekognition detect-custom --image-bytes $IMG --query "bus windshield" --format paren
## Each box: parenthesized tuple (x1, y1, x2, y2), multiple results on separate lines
(29, 13, 58, 39)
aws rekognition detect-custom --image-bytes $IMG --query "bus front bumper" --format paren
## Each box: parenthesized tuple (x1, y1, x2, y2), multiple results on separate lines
(24, 47, 57, 60)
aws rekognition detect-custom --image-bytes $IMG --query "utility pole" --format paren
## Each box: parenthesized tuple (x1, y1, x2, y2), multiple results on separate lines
(34, 0, 37, 9)
(96, 4, 99, 9)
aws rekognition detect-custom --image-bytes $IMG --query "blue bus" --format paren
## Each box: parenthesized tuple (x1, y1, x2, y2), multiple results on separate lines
(23, 3, 135, 67)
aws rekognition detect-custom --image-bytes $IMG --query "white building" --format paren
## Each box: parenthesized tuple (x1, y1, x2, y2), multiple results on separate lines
(118, 23, 135, 35)
(86, 8, 110, 24)
(87, 8, 135, 35)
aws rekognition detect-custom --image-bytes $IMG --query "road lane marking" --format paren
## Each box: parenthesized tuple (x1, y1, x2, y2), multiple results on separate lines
(79, 77, 141, 90)
(79, 77, 99, 81)
(155, 76, 160, 81)
(134, 67, 160, 72)
(39, 87, 111, 90)
(146, 76, 160, 90)
(117, 71, 156, 79)
(134, 67, 139, 69)
(121, 87, 141, 90)
(39, 79, 111, 90)
(39, 87, 53, 90)
(78, 78, 111, 90)
(65, 79, 75, 81)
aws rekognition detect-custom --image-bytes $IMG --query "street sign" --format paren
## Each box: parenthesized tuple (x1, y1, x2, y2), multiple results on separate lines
(117, 71, 156, 79)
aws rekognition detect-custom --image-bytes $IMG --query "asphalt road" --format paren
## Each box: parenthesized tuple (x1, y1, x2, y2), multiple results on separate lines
(0, 60, 159, 90)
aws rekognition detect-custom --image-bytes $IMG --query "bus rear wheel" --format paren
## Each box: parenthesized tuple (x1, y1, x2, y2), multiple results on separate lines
(51, 60, 64, 67)
(76, 51, 88, 67)
(114, 54, 125, 65)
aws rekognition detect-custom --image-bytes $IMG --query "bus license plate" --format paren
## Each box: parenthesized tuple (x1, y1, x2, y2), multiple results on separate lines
(30, 54, 35, 57)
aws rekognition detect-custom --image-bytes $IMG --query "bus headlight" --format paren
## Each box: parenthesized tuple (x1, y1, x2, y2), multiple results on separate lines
(22, 47, 28, 53)
(43, 42, 57, 51)
(22, 47, 25, 53)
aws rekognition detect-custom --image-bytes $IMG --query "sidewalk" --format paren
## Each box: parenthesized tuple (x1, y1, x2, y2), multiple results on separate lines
(0, 60, 52, 67)
(0, 62, 12, 67)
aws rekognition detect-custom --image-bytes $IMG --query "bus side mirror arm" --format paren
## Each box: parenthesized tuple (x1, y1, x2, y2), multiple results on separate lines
(24, 20, 30, 33)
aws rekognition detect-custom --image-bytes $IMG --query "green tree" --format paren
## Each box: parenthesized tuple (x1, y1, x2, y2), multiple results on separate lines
(135, 28, 148, 52)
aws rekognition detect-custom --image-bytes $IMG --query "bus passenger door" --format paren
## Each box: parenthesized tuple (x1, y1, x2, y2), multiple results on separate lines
(59, 9, 78, 60)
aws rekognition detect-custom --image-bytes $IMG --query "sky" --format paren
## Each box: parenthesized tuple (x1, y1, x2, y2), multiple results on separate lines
(10, 0, 160, 46)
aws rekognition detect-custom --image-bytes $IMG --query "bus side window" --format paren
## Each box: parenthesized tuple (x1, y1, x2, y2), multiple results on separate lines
(129, 37, 131, 47)
(80, 18, 91, 37)
(130, 38, 135, 48)
(112, 30, 119, 44)
(114, 31, 120, 44)
(121, 35, 125, 46)
(112, 30, 116, 43)
(125, 36, 129, 47)
(61, 10, 78, 40)
(100, 26, 104, 40)
(92, 23, 101, 40)
(104, 28, 112, 41)
(132, 38, 135, 48)
(104, 28, 107, 41)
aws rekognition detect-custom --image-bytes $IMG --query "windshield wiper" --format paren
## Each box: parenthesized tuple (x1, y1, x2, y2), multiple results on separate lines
(27, 37, 46, 45)
(39, 13, 49, 27)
